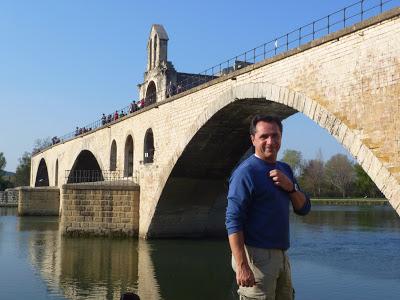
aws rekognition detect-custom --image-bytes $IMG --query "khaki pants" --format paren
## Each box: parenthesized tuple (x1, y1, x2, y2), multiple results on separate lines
(232, 246, 294, 300)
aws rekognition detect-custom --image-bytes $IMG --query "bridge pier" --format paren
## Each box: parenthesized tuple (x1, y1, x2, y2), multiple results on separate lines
(144, 177, 227, 238)
(61, 182, 140, 237)
(17, 186, 60, 216)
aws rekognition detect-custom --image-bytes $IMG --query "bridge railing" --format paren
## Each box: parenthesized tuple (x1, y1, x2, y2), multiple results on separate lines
(65, 170, 137, 185)
(35, 0, 398, 154)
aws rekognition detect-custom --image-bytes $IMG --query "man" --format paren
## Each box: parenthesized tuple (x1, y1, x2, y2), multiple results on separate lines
(226, 115, 311, 300)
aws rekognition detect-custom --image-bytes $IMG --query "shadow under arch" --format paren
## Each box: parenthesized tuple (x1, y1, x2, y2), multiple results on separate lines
(67, 150, 103, 184)
(148, 99, 296, 238)
(110, 140, 117, 171)
(145, 81, 400, 238)
(146, 81, 157, 105)
(144, 128, 155, 164)
(124, 135, 134, 177)
(35, 158, 50, 187)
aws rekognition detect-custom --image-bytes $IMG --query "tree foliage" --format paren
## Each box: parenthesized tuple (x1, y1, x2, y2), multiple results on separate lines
(281, 149, 303, 177)
(0, 152, 5, 176)
(15, 152, 31, 187)
(299, 159, 325, 198)
(0, 152, 13, 190)
(323, 154, 355, 198)
(283, 149, 383, 199)
(354, 164, 383, 198)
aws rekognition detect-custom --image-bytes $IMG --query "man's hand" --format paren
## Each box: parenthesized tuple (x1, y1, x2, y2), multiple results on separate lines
(236, 263, 255, 287)
(269, 169, 293, 192)
(228, 231, 256, 288)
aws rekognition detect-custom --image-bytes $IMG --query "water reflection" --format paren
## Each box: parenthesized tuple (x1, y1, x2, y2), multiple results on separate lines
(0, 206, 17, 216)
(294, 205, 400, 230)
(58, 238, 138, 299)
(290, 205, 400, 281)
(1, 205, 399, 299)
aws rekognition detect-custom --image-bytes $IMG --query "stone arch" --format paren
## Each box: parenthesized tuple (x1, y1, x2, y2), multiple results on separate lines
(148, 39, 152, 70)
(153, 34, 158, 68)
(124, 135, 134, 177)
(55, 159, 59, 186)
(144, 129, 155, 164)
(145, 81, 157, 105)
(144, 81, 399, 237)
(35, 158, 49, 187)
(110, 140, 117, 171)
(67, 150, 103, 183)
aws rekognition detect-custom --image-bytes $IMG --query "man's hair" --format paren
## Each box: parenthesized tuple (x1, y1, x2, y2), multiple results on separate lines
(249, 115, 283, 136)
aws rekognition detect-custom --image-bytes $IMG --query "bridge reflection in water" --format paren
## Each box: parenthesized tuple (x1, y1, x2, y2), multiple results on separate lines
(17, 214, 236, 300)
(10, 205, 400, 300)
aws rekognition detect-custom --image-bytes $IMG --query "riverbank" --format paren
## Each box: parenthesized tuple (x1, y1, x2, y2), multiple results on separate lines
(311, 198, 388, 206)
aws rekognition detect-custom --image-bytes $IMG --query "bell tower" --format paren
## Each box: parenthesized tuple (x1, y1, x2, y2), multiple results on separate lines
(147, 24, 168, 71)
(139, 24, 177, 104)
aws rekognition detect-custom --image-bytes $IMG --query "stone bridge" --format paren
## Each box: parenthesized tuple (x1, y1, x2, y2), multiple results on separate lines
(31, 8, 400, 238)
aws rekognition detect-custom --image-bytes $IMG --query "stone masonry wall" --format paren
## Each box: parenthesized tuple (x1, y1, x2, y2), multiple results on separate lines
(17, 187, 60, 216)
(0, 188, 19, 206)
(61, 182, 140, 237)
(31, 9, 400, 237)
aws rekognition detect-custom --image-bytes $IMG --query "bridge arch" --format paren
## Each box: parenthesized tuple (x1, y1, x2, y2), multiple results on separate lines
(110, 140, 117, 171)
(55, 159, 59, 186)
(67, 150, 103, 183)
(35, 158, 49, 187)
(145, 81, 157, 105)
(144, 128, 155, 164)
(145, 81, 398, 237)
(124, 135, 134, 177)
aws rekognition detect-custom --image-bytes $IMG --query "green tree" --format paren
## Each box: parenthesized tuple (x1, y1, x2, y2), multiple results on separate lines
(0, 152, 5, 176)
(354, 164, 383, 198)
(0, 152, 13, 190)
(299, 159, 325, 197)
(15, 152, 31, 187)
(281, 149, 303, 177)
(325, 154, 355, 198)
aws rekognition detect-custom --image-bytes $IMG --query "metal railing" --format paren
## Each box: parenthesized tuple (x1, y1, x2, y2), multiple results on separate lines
(65, 169, 136, 185)
(36, 0, 398, 154)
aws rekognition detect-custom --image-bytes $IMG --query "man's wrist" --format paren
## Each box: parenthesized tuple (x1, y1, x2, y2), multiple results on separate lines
(287, 183, 298, 194)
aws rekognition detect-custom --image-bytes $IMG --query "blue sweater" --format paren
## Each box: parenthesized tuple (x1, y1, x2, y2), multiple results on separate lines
(226, 155, 311, 250)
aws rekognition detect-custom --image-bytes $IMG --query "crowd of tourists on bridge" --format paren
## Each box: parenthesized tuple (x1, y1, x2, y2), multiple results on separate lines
(71, 81, 188, 139)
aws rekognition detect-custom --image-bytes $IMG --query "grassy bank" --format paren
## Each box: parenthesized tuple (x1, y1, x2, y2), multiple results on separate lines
(311, 198, 388, 206)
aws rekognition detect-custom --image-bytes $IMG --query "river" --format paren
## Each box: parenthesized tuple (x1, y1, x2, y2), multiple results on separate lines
(0, 205, 399, 300)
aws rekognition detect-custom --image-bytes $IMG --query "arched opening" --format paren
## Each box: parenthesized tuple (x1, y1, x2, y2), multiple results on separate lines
(153, 34, 158, 68)
(35, 158, 49, 187)
(110, 140, 117, 171)
(144, 129, 155, 164)
(55, 159, 58, 186)
(145, 81, 157, 105)
(149, 100, 296, 237)
(149, 39, 152, 70)
(67, 150, 103, 183)
(124, 135, 134, 177)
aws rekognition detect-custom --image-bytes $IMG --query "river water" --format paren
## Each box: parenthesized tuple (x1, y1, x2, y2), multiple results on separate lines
(0, 205, 399, 300)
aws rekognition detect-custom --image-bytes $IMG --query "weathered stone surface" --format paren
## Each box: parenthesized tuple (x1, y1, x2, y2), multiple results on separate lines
(31, 10, 400, 237)
(60, 183, 140, 237)
(17, 186, 60, 216)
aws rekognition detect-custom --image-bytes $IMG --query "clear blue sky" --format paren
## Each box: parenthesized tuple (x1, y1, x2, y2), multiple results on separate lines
(1, 0, 377, 172)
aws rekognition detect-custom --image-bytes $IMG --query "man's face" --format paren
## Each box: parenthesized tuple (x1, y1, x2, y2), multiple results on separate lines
(251, 121, 282, 163)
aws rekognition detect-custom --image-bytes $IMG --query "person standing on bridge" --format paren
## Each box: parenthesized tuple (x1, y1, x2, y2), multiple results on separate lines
(226, 115, 311, 300)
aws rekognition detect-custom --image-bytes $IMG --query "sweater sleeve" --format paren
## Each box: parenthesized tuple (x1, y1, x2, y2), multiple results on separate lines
(292, 177, 311, 216)
(225, 168, 254, 235)
(280, 162, 311, 216)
